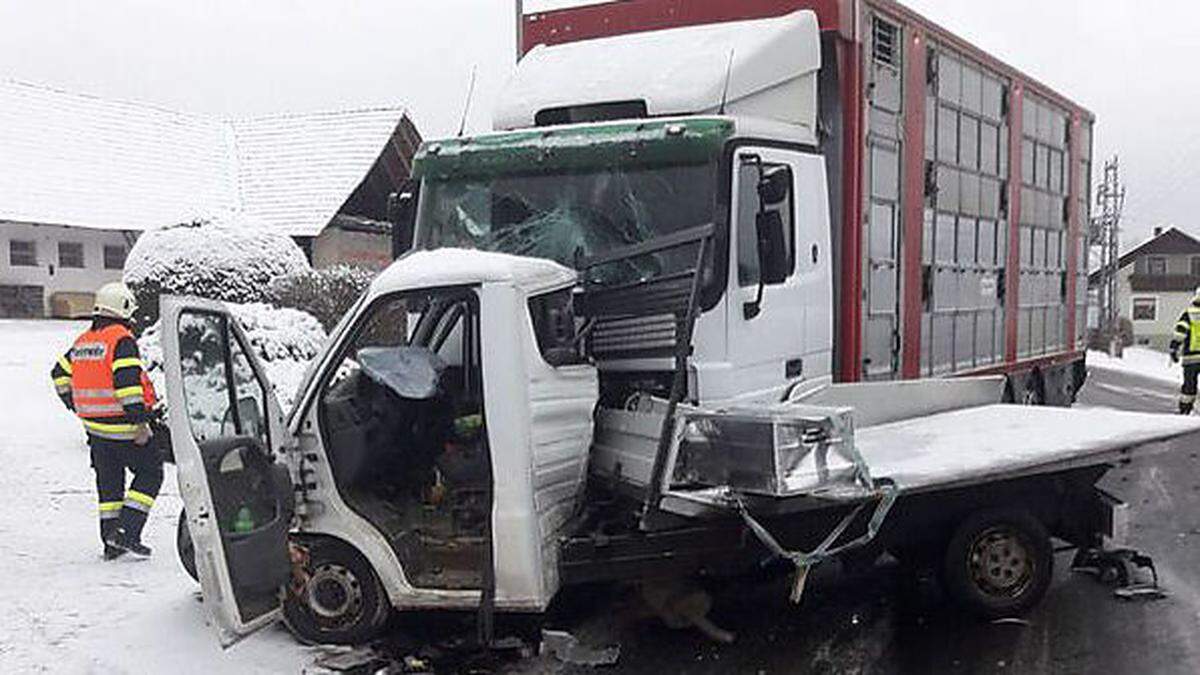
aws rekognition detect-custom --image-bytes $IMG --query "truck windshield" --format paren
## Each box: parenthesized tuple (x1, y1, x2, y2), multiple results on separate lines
(414, 163, 716, 285)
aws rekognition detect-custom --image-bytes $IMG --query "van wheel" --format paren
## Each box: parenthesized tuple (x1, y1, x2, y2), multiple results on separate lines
(283, 539, 389, 645)
(177, 510, 198, 583)
(943, 509, 1053, 619)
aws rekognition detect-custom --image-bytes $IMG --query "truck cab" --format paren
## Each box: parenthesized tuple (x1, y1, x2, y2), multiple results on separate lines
(408, 10, 834, 407)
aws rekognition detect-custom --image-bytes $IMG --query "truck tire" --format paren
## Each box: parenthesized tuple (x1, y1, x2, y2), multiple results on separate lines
(283, 538, 390, 645)
(177, 509, 199, 583)
(943, 509, 1053, 619)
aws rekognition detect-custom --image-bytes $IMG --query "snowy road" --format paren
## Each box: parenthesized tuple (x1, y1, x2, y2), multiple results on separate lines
(6, 320, 1200, 674)
(0, 320, 318, 673)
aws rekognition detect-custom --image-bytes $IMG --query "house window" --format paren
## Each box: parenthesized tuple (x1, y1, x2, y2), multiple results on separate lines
(1132, 297, 1157, 322)
(59, 242, 85, 269)
(103, 245, 126, 270)
(1147, 256, 1167, 276)
(9, 240, 37, 267)
(1191, 256, 1200, 276)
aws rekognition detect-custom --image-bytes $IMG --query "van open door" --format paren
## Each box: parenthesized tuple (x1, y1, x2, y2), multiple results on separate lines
(160, 296, 296, 647)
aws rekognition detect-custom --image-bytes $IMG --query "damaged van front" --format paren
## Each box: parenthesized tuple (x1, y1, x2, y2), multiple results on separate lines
(163, 249, 598, 646)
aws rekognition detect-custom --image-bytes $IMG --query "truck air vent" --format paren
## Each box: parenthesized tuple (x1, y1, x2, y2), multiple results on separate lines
(872, 17, 900, 68)
(535, 100, 648, 126)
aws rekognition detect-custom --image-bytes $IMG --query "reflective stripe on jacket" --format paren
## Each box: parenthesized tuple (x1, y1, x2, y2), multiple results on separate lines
(55, 321, 157, 441)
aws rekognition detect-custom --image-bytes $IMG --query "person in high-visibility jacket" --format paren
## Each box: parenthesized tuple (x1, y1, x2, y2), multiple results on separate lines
(50, 282, 162, 559)
(1169, 287, 1200, 415)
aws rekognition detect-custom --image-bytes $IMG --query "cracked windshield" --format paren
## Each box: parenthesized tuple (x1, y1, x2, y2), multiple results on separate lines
(416, 163, 716, 285)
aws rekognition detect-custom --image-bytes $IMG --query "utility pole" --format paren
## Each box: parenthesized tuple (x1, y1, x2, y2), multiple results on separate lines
(516, 0, 525, 63)
(1090, 156, 1126, 357)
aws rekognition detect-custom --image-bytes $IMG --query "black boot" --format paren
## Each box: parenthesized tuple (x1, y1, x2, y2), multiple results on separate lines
(1180, 402, 1194, 416)
(103, 543, 127, 561)
(106, 529, 152, 558)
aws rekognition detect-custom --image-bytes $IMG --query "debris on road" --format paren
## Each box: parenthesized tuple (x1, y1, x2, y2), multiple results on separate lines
(540, 629, 620, 667)
(312, 646, 387, 672)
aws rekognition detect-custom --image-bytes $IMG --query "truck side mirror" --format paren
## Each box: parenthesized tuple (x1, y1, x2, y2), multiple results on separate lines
(758, 166, 792, 206)
(388, 181, 418, 259)
(756, 210, 789, 285)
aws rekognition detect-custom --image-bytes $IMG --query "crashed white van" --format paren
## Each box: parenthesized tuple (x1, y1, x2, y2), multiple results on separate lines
(164, 250, 598, 645)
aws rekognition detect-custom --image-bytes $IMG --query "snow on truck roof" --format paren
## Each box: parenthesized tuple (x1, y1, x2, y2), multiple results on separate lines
(0, 78, 411, 236)
(372, 249, 577, 296)
(495, 10, 821, 134)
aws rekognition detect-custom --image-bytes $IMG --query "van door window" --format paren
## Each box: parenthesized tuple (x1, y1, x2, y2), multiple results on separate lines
(178, 310, 268, 448)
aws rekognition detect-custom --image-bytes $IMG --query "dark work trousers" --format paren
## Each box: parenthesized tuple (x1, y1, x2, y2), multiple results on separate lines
(1181, 363, 1200, 414)
(88, 435, 165, 546)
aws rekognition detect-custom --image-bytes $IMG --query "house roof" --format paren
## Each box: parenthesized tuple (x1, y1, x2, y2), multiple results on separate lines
(0, 78, 414, 237)
(1089, 226, 1200, 286)
(1117, 227, 1200, 268)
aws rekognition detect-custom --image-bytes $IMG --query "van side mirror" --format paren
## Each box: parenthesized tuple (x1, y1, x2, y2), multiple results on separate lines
(388, 181, 418, 259)
(756, 210, 789, 285)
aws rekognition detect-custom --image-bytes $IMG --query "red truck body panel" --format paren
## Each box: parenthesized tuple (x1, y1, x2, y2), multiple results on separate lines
(519, 1, 1092, 394)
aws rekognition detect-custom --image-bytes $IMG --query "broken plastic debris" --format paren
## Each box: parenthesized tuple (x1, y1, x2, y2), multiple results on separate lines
(540, 629, 620, 666)
(1114, 585, 1168, 601)
(313, 646, 384, 671)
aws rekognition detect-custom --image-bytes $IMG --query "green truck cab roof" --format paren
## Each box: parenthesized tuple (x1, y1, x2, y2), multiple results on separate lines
(412, 117, 734, 180)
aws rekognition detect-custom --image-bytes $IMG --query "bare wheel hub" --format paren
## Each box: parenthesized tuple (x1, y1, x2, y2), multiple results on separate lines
(304, 563, 364, 625)
(968, 526, 1034, 598)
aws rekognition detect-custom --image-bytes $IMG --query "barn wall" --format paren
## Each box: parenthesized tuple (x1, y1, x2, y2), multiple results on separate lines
(0, 221, 133, 318)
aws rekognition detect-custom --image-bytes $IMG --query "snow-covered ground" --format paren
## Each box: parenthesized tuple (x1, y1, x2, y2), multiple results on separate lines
(1088, 346, 1182, 386)
(0, 320, 317, 673)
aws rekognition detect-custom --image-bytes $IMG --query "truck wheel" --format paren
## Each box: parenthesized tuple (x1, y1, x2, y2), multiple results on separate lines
(283, 538, 390, 645)
(177, 509, 198, 583)
(943, 509, 1053, 619)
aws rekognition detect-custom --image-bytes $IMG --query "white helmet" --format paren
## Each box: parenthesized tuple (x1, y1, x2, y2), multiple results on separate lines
(93, 282, 138, 320)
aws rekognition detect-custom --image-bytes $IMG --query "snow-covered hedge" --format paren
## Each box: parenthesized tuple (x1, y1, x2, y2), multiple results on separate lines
(139, 302, 326, 415)
(269, 264, 376, 331)
(124, 213, 310, 325)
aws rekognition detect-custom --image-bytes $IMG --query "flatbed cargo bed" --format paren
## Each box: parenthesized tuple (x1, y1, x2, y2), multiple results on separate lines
(859, 405, 1200, 494)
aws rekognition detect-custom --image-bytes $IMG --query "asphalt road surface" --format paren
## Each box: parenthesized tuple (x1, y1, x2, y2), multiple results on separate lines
(508, 365, 1200, 675)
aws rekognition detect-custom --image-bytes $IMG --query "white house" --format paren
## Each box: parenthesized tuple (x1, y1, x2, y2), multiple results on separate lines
(0, 79, 420, 318)
(1091, 226, 1200, 349)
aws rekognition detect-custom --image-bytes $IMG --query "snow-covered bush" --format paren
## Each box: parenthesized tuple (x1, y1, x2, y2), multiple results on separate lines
(269, 264, 376, 331)
(124, 213, 310, 325)
(139, 302, 326, 415)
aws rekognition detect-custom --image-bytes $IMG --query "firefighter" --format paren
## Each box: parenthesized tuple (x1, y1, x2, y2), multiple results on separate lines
(1169, 287, 1200, 415)
(51, 282, 162, 559)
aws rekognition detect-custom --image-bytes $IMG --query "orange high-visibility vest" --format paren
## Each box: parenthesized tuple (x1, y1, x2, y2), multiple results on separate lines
(69, 323, 156, 418)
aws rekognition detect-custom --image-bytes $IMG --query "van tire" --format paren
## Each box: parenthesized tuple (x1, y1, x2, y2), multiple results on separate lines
(177, 509, 199, 583)
(943, 509, 1053, 619)
(283, 538, 390, 645)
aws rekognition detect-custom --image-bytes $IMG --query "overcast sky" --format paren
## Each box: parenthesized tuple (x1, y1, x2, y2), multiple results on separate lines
(1, 0, 1196, 249)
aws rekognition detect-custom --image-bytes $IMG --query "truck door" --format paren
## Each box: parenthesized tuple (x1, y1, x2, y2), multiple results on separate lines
(725, 147, 811, 402)
(160, 296, 296, 647)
